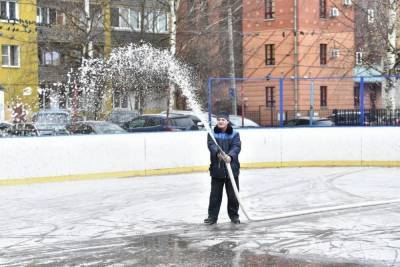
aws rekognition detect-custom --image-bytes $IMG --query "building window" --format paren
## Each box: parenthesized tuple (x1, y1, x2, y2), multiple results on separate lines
(144, 11, 168, 33)
(155, 11, 168, 33)
(144, 11, 154, 32)
(265, 0, 275, 19)
(355, 52, 362, 65)
(367, 9, 374, 23)
(39, 49, 61, 66)
(111, 7, 141, 31)
(320, 0, 326, 18)
(36, 7, 56, 25)
(0, 0, 17, 20)
(320, 86, 327, 107)
(2, 45, 19, 67)
(266, 87, 275, 107)
(265, 44, 275, 65)
(56, 11, 65, 25)
(354, 86, 360, 107)
(320, 44, 327, 65)
(113, 90, 128, 108)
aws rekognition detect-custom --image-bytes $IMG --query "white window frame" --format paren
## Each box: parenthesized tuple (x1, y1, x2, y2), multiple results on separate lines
(41, 50, 61, 66)
(112, 7, 141, 31)
(144, 11, 154, 32)
(144, 10, 168, 33)
(37, 7, 59, 25)
(367, 9, 374, 23)
(2, 45, 20, 68)
(155, 11, 168, 33)
(36, 7, 49, 24)
(343, 0, 352, 6)
(0, 0, 19, 22)
(331, 48, 340, 59)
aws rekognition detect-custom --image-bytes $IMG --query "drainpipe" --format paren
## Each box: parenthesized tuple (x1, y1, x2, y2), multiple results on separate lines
(294, 0, 299, 115)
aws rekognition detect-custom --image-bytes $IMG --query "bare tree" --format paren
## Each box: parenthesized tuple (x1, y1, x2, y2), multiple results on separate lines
(344, 0, 400, 109)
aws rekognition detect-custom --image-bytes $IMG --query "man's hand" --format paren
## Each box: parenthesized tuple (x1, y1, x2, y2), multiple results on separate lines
(218, 152, 231, 163)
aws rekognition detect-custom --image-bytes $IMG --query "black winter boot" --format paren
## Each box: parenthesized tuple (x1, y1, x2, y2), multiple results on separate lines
(231, 217, 240, 224)
(204, 217, 217, 225)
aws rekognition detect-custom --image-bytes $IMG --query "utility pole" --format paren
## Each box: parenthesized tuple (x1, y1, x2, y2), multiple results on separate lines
(227, 4, 237, 115)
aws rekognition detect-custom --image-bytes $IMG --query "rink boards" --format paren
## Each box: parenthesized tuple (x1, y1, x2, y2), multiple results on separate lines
(0, 127, 399, 185)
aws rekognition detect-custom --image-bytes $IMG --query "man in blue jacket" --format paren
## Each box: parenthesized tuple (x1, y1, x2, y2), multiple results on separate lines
(204, 112, 241, 225)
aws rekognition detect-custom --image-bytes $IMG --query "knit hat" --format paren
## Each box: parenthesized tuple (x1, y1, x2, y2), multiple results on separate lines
(216, 111, 230, 120)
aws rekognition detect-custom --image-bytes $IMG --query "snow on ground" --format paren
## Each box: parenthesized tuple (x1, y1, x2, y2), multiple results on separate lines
(0, 167, 399, 266)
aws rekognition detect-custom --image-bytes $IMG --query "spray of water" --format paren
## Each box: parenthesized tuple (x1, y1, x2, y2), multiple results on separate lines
(75, 43, 219, 144)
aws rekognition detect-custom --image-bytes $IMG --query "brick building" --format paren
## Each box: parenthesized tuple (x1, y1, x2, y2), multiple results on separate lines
(241, 0, 356, 126)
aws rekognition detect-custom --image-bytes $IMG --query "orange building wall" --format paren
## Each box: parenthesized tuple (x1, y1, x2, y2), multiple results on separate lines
(242, 0, 356, 125)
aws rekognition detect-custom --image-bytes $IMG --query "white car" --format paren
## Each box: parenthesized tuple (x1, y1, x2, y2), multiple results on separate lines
(228, 115, 260, 128)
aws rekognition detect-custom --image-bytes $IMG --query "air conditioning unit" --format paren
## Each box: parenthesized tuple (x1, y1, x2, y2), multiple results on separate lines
(330, 7, 340, 17)
(343, 0, 352, 6)
(331, 48, 340, 59)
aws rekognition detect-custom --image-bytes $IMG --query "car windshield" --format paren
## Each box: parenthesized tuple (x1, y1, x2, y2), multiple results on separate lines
(36, 113, 69, 124)
(94, 123, 125, 134)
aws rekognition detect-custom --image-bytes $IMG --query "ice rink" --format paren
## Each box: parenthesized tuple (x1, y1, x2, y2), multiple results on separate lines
(1, 167, 400, 266)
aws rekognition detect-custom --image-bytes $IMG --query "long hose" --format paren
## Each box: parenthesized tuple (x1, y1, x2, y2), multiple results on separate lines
(208, 132, 400, 223)
(225, 161, 252, 221)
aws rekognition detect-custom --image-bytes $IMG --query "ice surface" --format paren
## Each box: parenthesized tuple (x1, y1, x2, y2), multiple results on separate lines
(1, 167, 399, 266)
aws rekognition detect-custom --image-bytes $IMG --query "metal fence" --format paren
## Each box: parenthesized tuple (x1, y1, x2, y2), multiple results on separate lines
(208, 75, 400, 127)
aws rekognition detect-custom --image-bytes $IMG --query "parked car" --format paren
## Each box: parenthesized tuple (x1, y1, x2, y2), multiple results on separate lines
(284, 117, 335, 127)
(160, 110, 217, 129)
(67, 121, 126, 135)
(123, 114, 199, 132)
(228, 115, 260, 128)
(7, 123, 40, 137)
(107, 108, 139, 127)
(32, 109, 71, 136)
(0, 122, 12, 137)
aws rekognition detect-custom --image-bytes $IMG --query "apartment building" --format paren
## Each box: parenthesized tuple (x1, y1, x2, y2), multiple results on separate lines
(242, 0, 356, 125)
(0, 0, 39, 122)
(35, 0, 170, 115)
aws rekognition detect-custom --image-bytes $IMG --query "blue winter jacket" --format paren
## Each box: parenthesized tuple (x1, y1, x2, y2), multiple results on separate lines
(207, 124, 241, 178)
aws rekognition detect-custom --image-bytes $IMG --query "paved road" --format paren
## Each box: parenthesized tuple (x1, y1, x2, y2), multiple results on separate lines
(1, 167, 399, 266)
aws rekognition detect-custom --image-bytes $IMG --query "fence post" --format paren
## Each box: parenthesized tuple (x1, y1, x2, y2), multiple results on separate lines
(208, 77, 212, 126)
(309, 79, 315, 126)
(359, 76, 365, 126)
(279, 77, 284, 127)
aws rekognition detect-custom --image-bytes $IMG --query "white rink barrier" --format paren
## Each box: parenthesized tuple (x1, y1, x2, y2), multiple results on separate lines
(0, 127, 399, 185)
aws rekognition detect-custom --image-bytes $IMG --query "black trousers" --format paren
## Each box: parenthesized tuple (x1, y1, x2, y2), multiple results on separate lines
(208, 176, 239, 221)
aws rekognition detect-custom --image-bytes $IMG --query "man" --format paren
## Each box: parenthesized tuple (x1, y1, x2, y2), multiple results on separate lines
(204, 111, 241, 225)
